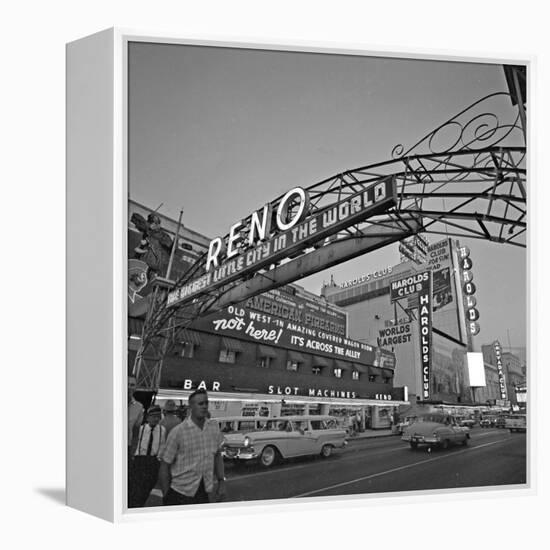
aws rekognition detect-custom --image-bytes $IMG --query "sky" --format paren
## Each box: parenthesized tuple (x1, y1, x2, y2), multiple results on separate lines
(128, 42, 527, 353)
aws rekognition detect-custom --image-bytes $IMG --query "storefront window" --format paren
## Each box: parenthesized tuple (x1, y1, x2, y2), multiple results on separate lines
(258, 357, 271, 368)
(219, 349, 236, 364)
(281, 403, 305, 415)
(180, 342, 195, 359)
(312, 366, 321, 375)
(286, 360, 299, 372)
(352, 370, 360, 380)
(368, 374, 376, 382)
(333, 368, 342, 378)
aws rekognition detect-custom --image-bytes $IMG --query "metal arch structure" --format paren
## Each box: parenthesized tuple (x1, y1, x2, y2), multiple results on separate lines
(133, 91, 526, 391)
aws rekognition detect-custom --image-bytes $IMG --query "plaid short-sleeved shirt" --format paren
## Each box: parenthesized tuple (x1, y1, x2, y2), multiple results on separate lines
(162, 417, 224, 496)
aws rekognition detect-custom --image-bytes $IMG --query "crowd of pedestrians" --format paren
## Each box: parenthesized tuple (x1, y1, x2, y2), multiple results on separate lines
(128, 379, 226, 508)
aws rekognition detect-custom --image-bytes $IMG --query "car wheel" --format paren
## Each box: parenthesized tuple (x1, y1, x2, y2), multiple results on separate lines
(320, 444, 333, 458)
(260, 445, 278, 468)
(409, 441, 418, 450)
(441, 439, 450, 450)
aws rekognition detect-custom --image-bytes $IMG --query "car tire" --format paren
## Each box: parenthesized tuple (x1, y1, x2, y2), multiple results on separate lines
(320, 444, 333, 458)
(260, 445, 278, 468)
(409, 441, 418, 450)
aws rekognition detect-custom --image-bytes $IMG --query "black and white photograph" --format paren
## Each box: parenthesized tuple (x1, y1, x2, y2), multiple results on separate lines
(125, 41, 527, 509)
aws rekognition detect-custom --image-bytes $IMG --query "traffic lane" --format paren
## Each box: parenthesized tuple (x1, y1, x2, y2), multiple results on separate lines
(224, 427, 507, 478)
(295, 433, 527, 498)
(222, 430, 525, 502)
(143, 429, 523, 506)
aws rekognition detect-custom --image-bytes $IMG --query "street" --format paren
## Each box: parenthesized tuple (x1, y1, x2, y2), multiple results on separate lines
(145, 427, 526, 506)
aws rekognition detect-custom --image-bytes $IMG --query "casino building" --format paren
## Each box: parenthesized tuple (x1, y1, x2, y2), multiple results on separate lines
(321, 237, 477, 412)
(128, 203, 408, 429)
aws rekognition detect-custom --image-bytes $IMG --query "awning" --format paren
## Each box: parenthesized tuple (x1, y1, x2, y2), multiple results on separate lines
(288, 350, 306, 363)
(352, 364, 369, 374)
(334, 360, 353, 371)
(128, 317, 144, 337)
(312, 355, 332, 368)
(258, 344, 277, 358)
(382, 368, 394, 378)
(368, 366, 383, 376)
(178, 329, 202, 346)
(222, 337, 244, 353)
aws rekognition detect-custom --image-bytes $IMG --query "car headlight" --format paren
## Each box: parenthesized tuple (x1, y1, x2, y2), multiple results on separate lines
(243, 436, 250, 448)
(432, 432, 440, 439)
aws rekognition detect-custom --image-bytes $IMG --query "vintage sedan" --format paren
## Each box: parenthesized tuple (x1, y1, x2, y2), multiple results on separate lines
(222, 415, 348, 467)
(402, 414, 470, 450)
(479, 416, 497, 428)
(457, 416, 476, 428)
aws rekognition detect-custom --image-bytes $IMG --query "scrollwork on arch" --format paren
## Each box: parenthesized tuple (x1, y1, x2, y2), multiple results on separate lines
(391, 92, 525, 160)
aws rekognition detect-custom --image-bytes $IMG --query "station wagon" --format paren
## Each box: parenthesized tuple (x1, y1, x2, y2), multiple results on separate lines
(222, 415, 348, 467)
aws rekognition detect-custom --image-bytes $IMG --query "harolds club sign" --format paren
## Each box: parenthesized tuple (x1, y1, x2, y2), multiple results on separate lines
(390, 270, 433, 400)
(191, 303, 387, 366)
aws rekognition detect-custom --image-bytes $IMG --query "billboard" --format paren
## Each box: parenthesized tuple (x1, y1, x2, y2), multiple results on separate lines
(245, 285, 347, 336)
(431, 332, 468, 401)
(388, 269, 432, 399)
(467, 352, 486, 387)
(167, 177, 396, 307)
(191, 302, 388, 366)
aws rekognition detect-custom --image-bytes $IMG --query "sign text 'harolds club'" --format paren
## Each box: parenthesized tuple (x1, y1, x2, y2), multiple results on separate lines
(167, 177, 396, 307)
(417, 272, 433, 400)
(390, 270, 433, 400)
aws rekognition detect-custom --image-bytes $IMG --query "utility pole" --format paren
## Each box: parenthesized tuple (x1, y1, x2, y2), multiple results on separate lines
(166, 208, 184, 281)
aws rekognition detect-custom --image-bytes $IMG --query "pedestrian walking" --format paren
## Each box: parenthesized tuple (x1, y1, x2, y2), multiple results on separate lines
(159, 389, 226, 506)
(160, 400, 181, 436)
(128, 375, 144, 458)
(128, 405, 166, 507)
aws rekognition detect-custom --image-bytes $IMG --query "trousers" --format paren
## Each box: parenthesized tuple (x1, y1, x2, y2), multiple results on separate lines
(163, 479, 209, 506)
(128, 456, 160, 508)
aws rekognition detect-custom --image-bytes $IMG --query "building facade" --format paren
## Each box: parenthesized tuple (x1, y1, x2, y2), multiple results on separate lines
(128, 203, 407, 429)
(321, 237, 476, 411)
(481, 344, 526, 408)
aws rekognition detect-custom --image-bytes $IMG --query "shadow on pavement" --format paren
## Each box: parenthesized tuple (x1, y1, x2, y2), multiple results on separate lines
(35, 487, 66, 505)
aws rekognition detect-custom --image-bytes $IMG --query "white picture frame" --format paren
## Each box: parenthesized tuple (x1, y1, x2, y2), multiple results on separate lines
(66, 28, 533, 522)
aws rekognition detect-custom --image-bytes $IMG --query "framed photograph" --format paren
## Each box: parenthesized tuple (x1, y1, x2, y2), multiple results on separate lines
(66, 28, 530, 521)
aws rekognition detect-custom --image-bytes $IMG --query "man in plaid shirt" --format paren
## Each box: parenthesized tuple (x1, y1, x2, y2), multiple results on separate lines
(159, 389, 226, 505)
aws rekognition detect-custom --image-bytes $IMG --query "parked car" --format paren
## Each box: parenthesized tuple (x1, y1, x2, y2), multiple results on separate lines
(457, 416, 476, 428)
(222, 415, 348, 467)
(505, 414, 527, 433)
(495, 415, 509, 428)
(479, 416, 497, 428)
(402, 413, 470, 450)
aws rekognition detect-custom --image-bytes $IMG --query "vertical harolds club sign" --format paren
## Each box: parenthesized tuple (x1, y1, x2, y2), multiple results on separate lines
(390, 270, 433, 400)
(417, 273, 433, 400)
